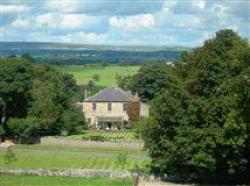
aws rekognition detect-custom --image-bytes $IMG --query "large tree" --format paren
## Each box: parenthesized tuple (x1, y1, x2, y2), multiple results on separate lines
(0, 58, 86, 140)
(0, 58, 33, 138)
(143, 29, 250, 180)
(131, 64, 174, 102)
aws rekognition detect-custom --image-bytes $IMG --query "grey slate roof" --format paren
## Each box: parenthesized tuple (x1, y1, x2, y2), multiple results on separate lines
(84, 87, 138, 102)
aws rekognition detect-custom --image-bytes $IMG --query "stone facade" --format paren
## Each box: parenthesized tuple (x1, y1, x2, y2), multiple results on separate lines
(79, 87, 149, 128)
(82, 102, 129, 128)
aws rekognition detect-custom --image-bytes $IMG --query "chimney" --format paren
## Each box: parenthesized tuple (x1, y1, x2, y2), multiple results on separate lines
(84, 88, 90, 99)
(135, 92, 140, 101)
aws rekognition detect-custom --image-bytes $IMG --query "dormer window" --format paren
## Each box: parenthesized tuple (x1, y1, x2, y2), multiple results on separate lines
(107, 103, 112, 111)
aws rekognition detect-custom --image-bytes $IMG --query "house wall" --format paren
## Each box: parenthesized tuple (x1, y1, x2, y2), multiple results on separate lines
(82, 102, 129, 127)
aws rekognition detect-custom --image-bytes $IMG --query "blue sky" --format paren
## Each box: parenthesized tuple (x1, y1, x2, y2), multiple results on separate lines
(0, 0, 249, 46)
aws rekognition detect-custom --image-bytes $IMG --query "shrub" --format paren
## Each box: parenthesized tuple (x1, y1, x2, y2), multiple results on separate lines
(115, 152, 128, 171)
(3, 148, 17, 166)
(62, 107, 87, 135)
(7, 117, 40, 144)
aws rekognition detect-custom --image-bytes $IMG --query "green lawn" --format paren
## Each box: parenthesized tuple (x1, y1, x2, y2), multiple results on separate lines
(56, 65, 140, 86)
(69, 130, 137, 141)
(0, 174, 133, 186)
(0, 144, 149, 171)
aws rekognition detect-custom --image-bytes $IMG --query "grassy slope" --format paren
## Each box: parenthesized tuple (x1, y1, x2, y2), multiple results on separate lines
(0, 144, 148, 171)
(56, 65, 140, 86)
(0, 174, 133, 186)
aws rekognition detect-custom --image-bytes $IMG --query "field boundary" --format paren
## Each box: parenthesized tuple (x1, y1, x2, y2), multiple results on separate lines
(41, 136, 144, 150)
(0, 168, 137, 179)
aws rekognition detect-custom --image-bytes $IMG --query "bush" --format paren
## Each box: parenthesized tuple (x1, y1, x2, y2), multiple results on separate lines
(82, 135, 105, 142)
(62, 107, 87, 135)
(7, 117, 40, 144)
(3, 148, 17, 166)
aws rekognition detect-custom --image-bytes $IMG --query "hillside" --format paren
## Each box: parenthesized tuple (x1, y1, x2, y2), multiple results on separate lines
(0, 42, 188, 65)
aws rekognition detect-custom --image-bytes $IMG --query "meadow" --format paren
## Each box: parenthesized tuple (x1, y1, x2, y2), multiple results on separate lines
(0, 144, 149, 171)
(56, 65, 140, 86)
(0, 174, 133, 186)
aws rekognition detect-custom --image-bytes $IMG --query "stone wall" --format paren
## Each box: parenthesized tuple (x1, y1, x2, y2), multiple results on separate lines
(0, 168, 136, 178)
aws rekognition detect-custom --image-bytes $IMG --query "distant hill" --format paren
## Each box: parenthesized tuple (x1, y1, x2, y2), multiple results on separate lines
(1, 42, 190, 52)
(0, 42, 190, 65)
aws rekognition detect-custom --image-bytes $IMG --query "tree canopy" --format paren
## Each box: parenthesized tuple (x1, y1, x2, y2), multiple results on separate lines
(142, 29, 250, 180)
(0, 58, 86, 141)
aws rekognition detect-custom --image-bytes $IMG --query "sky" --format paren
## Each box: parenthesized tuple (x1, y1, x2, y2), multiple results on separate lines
(0, 0, 249, 47)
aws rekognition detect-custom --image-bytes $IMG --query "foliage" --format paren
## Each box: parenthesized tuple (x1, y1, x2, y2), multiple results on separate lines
(92, 73, 100, 82)
(7, 117, 40, 143)
(132, 117, 152, 139)
(21, 53, 36, 63)
(3, 148, 17, 165)
(0, 59, 86, 140)
(127, 101, 140, 122)
(61, 107, 86, 135)
(143, 29, 250, 179)
(116, 74, 133, 90)
(78, 130, 136, 141)
(131, 63, 174, 102)
(0, 58, 32, 119)
(115, 152, 129, 171)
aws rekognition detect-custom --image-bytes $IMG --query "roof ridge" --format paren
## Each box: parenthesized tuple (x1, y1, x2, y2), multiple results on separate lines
(84, 86, 138, 102)
(116, 87, 135, 101)
(85, 86, 110, 101)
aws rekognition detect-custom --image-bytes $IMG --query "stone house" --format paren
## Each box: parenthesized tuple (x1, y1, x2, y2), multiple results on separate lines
(80, 86, 148, 129)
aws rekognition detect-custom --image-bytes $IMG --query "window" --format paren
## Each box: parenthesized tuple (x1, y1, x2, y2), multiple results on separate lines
(92, 103, 96, 111)
(87, 118, 91, 124)
(107, 103, 112, 111)
(123, 103, 128, 111)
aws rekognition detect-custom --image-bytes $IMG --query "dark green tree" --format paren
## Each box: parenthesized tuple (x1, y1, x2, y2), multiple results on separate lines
(21, 53, 35, 63)
(0, 58, 33, 139)
(131, 64, 174, 102)
(143, 29, 250, 180)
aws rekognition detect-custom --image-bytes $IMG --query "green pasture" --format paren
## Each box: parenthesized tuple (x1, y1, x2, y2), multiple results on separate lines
(0, 144, 149, 171)
(0, 174, 133, 186)
(56, 65, 140, 86)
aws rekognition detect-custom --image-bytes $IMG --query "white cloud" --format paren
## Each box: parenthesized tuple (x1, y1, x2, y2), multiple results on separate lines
(11, 19, 30, 29)
(60, 14, 89, 29)
(35, 13, 93, 30)
(36, 13, 56, 28)
(0, 5, 30, 14)
(194, 0, 206, 11)
(45, 1, 82, 13)
(109, 14, 155, 29)
(60, 31, 107, 44)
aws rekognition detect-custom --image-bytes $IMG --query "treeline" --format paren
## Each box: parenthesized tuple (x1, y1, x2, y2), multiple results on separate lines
(0, 58, 86, 143)
(3, 49, 181, 66)
(118, 29, 250, 181)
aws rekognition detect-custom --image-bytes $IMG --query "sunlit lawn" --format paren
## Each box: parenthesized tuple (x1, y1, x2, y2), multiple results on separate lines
(0, 174, 134, 186)
(56, 65, 140, 86)
(0, 144, 149, 171)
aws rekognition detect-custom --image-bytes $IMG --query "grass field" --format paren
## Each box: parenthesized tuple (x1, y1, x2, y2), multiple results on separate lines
(56, 65, 140, 86)
(0, 144, 149, 171)
(0, 174, 133, 186)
